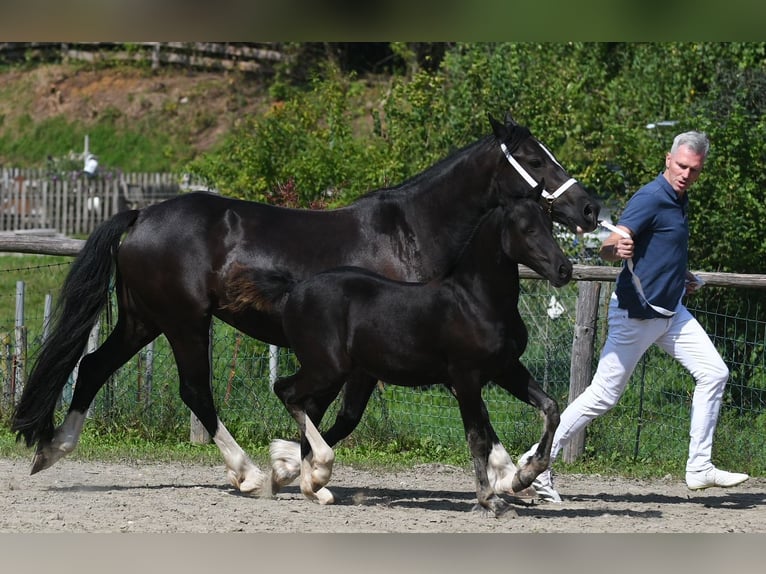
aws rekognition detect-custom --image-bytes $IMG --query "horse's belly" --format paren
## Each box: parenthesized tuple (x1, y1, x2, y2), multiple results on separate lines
(350, 346, 446, 388)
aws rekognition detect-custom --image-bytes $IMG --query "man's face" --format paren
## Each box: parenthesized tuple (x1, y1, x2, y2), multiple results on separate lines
(664, 144, 705, 195)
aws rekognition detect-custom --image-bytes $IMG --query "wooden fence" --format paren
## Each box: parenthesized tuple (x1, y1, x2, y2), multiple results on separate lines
(3, 231, 766, 462)
(0, 42, 285, 73)
(0, 169, 194, 236)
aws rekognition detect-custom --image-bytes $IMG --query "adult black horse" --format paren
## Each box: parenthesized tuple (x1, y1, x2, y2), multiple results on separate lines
(11, 113, 599, 495)
(266, 183, 570, 517)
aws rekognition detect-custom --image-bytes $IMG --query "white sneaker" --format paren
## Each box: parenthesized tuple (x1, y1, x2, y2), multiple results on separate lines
(518, 443, 562, 503)
(686, 467, 749, 490)
(531, 467, 562, 502)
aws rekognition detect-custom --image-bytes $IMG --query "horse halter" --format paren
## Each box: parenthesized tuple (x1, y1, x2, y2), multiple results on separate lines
(500, 140, 578, 211)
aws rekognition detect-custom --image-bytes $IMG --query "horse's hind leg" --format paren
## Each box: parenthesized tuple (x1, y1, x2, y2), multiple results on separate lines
(299, 414, 335, 504)
(270, 372, 377, 491)
(273, 370, 342, 505)
(167, 326, 269, 496)
(31, 317, 157, 474)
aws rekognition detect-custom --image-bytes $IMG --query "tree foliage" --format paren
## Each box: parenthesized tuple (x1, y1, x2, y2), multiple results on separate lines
(187, 42, 766, 277)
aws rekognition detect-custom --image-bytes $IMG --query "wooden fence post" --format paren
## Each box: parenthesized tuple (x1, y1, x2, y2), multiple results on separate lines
(562, 280, 601, 463)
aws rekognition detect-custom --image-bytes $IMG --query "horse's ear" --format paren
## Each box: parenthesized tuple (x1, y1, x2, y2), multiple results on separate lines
(488, 113, 507, 140)
(504, 111, 517, 127)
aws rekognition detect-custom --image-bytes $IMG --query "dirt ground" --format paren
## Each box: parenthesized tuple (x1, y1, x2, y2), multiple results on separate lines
(1, 456, 764, 533)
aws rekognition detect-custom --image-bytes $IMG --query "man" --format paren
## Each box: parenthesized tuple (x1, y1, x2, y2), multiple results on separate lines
(520, 131, 749, 502)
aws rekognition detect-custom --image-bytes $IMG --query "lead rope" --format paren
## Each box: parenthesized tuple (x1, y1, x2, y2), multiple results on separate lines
(599, 220, 676, 317)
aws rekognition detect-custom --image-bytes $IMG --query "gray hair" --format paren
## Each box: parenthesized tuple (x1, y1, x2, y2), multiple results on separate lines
(671, 131, 710, 158)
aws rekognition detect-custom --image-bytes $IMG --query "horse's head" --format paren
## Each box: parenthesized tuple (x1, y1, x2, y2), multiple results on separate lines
(489, 112, 600, 234)
(499, 181, 573, 287)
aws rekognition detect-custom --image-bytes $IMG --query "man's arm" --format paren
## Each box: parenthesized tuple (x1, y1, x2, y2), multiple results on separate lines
(599, 225, 634, 262)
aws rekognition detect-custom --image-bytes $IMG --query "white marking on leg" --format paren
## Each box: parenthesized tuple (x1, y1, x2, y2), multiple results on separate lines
(269, 439, 301, 488)
(487, 442, 518, 494)
(300, 415, 335, 505)
(212, 419, 268, 495)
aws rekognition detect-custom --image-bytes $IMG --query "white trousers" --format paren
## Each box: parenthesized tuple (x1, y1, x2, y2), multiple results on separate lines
(551, 293, 729, 473)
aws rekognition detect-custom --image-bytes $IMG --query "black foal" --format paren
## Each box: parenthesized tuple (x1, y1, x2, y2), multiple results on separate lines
(270, 184, 572, 517)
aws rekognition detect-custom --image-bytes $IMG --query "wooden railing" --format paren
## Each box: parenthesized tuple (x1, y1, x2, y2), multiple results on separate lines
(0, 42, 285, 73)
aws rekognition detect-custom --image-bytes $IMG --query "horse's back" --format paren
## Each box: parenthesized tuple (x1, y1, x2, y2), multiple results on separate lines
(284, 267, 452, 385)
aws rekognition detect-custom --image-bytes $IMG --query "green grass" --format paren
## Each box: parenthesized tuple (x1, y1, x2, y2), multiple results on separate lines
(2, 259, 764, 481)
(0, 254, 72, 340)
(0, 421, 472, 473)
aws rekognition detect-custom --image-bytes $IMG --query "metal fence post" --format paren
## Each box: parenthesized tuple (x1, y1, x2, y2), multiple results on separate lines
(13, 280, 26, 401)
(190, 324, 213, 444)
(269, 344, 279, 390)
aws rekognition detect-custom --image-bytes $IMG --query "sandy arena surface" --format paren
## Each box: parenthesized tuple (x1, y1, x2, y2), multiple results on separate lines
(1, 457, 764, 533)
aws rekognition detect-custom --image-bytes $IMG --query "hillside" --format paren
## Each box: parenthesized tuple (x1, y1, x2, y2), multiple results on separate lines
(0, 62, 274, 171)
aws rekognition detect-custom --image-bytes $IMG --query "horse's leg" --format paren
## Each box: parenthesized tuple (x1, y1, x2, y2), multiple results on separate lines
(269, 387, 337, 490)
(451, 373, 516, 518)
(270, 372, 377, 490)
(492, 362, 560, 492)
(31, 317, 157, 474)
(299, 414, 335, 505)
(273, 371, 340, 505)
(167, 325, 268, 496)
(445, 385, 523, 496)
(479, 403, 527, 496)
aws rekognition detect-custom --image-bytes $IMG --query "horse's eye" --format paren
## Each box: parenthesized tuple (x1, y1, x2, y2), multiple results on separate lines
(528, 158, 543, 169)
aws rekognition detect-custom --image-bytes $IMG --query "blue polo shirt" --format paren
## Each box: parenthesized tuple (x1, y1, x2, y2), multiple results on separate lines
(615, 173, 689, 319)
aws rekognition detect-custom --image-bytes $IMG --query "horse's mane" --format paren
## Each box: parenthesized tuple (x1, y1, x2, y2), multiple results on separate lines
(357, 120, 531, 203)
(356, 135, 496, 201)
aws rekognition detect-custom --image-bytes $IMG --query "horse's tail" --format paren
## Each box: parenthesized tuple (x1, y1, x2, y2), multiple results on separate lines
(11, 209, 140, 448)
(222, 267, 299, 315)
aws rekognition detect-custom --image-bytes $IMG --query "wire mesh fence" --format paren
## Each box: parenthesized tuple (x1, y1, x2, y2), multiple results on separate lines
(2, 257, 765, 475)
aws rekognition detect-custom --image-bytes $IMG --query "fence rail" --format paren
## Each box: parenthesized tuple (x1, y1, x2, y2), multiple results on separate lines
(1, 237, 765, 476)
(0, 42, 285, 73)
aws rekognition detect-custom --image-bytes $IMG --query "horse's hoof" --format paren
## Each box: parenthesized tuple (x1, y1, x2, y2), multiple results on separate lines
(511, 471, 533, 493)
(315, 487, 335, 505)
(472, 497, 516, 518)
(238, 473, 268, 496)
(301, 486, 336, 505)
(30, 448, 61, 474)
(512, 485, 538, 498)
(30, 453, 49, 475)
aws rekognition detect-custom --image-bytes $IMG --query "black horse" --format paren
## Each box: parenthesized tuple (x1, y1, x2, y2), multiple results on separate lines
(265, 184, 569, 517)
(11, 113, 598, 495)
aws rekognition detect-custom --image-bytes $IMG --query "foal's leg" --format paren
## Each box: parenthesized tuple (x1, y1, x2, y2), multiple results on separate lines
(270, 372, 377, 490)
(445, 386, 522, 496)
(452, 375, 515, 518)
(167, 324, 268, 495)
(31, 317, 157, 474)
(492, 362, 560, 491)
(299, 414, 335, 504)
(273, 370, 338, 504)
(269, 386, 342, 492)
